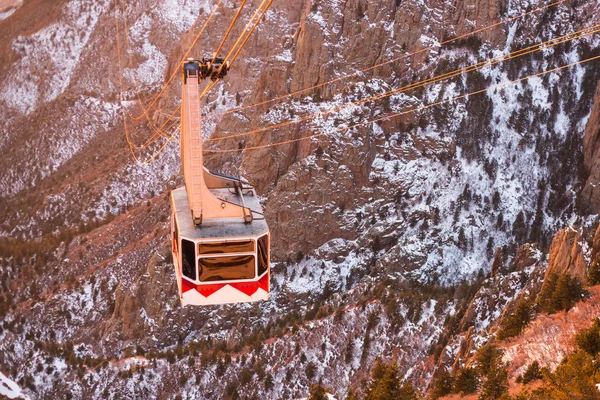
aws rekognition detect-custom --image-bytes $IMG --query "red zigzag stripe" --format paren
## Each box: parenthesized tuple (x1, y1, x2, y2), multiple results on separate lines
(181, 274, 269, 298)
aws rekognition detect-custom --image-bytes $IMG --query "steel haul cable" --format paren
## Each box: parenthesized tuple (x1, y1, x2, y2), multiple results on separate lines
(204, 54, 600, 153)
(138, 105, 182, 149)
(198, 0, 273, 99)
(227, 0, 274, 67)
(221, 0, 270, 65)
(119, 0, 273, 161)
(205, 24, 600, 143)
(118, 0, 569, 161)
(115, 9, 180, 151)
(116, 0, 176, 138)
(213, 0, 569, 117)
(120, 0, 564, 153)
(114, 0, 225, 154)
(114, 0, 181, 162)
(128, 0, 268, 150)
(210, 0, 248, 65)
(125, 0, 224, 120)
(141, 22, 597, 158)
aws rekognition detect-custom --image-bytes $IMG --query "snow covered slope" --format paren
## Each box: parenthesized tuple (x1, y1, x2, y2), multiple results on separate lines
(0, 0, 599, 398)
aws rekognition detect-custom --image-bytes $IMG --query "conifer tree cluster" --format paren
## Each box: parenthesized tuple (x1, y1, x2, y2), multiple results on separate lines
(497, 300, 533, 340)
(307, 384, 330, 400)
(537, 273, 586, 313)
(516, 361, 543, 385)
(363, 359, 418, 400)
(588, 257, 600, 285)
(429, 344, 508, 399)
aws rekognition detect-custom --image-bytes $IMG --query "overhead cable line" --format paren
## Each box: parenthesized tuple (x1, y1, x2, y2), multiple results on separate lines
(122, 0, 561, 151)
(225, 0, 274, 68)
(116, 0, 273, 162)
(198, 0, 274, 99)
(205, 24, 600, 143)
(122, 0, 264, 151)
(212, 0, 568, 117)
(137, 125, 182, 164)
(116, 0, 178, 138)
(203, 54, 600, 153)
(113, 0, 181, 162)
(126, 0, 249, 150)
(114, 0, 224, 153)
(126, 0, 223, 121)
(210, 0, 248, 66)
(135, 105, 182, 149)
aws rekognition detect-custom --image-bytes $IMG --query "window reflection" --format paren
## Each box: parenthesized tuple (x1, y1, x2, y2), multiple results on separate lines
(198, 241, 255, 254)
(198, 255, 256, 281)
(257, 234, 269, 276)
(182, 239, 196, 280)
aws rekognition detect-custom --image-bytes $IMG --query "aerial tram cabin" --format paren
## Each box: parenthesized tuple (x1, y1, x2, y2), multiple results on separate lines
(170, 58, 270, 306)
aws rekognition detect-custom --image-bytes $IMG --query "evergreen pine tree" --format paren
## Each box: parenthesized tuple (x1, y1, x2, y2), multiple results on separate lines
(522, 360, 542, 384)
(264, 373, 274, 391)
(486, 237, 494, 259)
(535, 350, 600, 398)
(430, 370, 454, 399)
(364, 360, 418, 400)
(575, 318, 600, 356)
(537, 272, 559, 312)
(458, 227, 467, 250)
(538, 273, 586, 313)
(306, 361, 316, 381)
(478, 364, 508, 400)
(529, 201, 544, 245)
(492, 191, 501, 210)
(588, 257, 600, 285)
(512, 211, 528, 243)
(496, 213, 504, 230)
(315, 146, 324, 158)
(491, 248, 503, 277)
(475, 344, 504, 376)
(555, 273, 585, 312)
(307, 384, 328, 400)
(453, 367, 479, 395)
(497, 300, 533, 340)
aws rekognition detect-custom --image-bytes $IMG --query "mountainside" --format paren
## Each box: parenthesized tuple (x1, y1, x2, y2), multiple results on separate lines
(1, 0, 600, 399)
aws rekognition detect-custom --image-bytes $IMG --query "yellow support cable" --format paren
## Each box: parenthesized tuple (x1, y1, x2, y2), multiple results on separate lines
(211, 0, 569, 117)
(205, 24, 600, 143)
(204, 55, 600, 153)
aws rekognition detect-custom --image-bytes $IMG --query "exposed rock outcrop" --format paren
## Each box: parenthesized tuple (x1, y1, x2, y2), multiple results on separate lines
(593, 223, 600, 260)
(450, 327, 476, 374)
(264, 131, 376, 260)
(459, 266, 535, 334)
(542, 227, 586, 283)
(511, 243, 542, 272)
(4, 0, 600, 398)
(581, 81, 600, 214)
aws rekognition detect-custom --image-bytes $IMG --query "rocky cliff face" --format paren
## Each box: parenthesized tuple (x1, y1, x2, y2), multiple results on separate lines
(593, 223, 600, 260)
(433, 225, 600, 395)
(543, 226, 587, 281)
(581, 81, 600, 214)
(1, 0, 600, 398)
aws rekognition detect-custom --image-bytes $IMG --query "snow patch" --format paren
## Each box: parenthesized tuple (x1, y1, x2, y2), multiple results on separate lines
(1, 0, 110, 114)
(0, 371, 29, 400)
